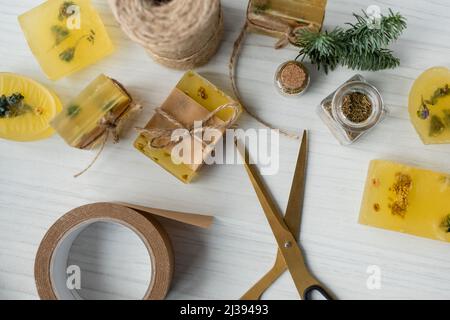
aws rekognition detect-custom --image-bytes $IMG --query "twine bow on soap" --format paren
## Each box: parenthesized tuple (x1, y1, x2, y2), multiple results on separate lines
(136, 103, 240, 151)
(274, 23, 315, 49)
(74, 102, 143, 178)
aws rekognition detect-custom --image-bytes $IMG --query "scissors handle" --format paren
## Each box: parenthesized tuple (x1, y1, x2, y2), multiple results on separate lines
(303, 284, 335, 300)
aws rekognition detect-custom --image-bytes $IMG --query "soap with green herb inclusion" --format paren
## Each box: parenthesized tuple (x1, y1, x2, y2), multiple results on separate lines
(19, 0, 114, 80)
(51, 74, 131, 148)
(409, 67, 450, 144)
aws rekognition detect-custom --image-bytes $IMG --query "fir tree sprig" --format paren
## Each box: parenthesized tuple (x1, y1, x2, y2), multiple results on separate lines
(295, 9, 407, 73)
(296, 28, 346, 74)
(343, 48, 400, 71)
(346, 9, 407, 52)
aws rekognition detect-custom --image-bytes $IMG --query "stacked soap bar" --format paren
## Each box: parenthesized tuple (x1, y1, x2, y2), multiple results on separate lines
(51, 74, 132, 149)
(359, 160, 450, 243)
(409, 67, 450, 144)
(135, 71, 241, 183)
(248, 0, 327, 37)
(19, 0, 114, 80)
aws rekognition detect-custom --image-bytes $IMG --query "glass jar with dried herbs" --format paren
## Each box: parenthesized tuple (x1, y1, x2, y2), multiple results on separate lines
(318, 75, 386, 145)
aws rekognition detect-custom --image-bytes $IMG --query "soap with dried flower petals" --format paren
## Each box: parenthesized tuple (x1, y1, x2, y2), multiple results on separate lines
(359, 160, 450, 243)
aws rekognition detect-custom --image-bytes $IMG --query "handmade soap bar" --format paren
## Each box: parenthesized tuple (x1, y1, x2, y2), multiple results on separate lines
(359, 160, 450, 243)
(409, 67, 450, 144)
(0, 73, 62, 142)
(19, 0, 114, 80)
(51, 74, 132, 149)
(135, 71, 241, 183)
(248, 0, 327, 38)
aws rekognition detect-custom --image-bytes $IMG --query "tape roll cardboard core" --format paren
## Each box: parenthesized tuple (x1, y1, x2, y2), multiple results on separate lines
(35, 203, 174, 300)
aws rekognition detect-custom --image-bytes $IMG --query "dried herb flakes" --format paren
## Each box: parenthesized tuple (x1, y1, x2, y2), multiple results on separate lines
(429, 115, 445, 137)
(342, 92, 373, 123)
(417, 84, 450, 120)
(51, 25, 70, 46)
(442, 214, 450, 233)
(67, 105, 81, 117)
(388, 172, 412, 218)
(0, 93, 32, 118)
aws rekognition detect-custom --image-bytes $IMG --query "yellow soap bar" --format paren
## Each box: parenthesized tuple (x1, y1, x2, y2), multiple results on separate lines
(359, 160, 450, 243)
(248, 0, 327, 35)
(51, 74, 131, 149)
(19, 0, 114, 80)
(0, 73, 62, 142)
(409, 67, 450, 144)
(134, 71, 241, 183)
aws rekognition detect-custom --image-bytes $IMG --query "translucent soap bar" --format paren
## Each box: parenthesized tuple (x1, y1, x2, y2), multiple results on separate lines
(51, 74, 132, 149)
(19, 0, 114, 80)
(134, 71, 241, 183)
(248, 0, 327, 37)
(409, 67, 450, 144)
(359, 160, 450, 243)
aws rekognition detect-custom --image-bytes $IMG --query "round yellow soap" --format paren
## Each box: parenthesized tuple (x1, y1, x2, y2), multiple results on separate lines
(0, 73, 61, 141)
(409, 67, 450, 144)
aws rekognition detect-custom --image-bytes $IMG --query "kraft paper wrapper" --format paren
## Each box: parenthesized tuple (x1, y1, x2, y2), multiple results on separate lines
(247, 0, 327, 38)
(143, 87, 225, 172)
(34, 202, 213, 300)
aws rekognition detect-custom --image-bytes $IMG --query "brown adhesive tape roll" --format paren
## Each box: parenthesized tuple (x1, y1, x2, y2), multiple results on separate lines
(34, 202, 213, 300)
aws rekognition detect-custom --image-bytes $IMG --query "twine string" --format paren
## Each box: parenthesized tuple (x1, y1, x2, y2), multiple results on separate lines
(229, 6, 318, 141)
(229, 23, 301, 140)
(274, 24, 315, 49)
(136, 103, 240, 150)
(74, 102, 143, 178)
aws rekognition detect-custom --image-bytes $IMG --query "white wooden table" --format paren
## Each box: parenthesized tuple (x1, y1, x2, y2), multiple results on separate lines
(0, 0, 449, 300)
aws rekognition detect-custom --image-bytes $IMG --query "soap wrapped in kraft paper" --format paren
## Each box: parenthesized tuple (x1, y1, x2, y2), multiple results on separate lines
(359, 160, 450, 243)
(247, 0, 327, 48)
(135, 71, 241, 183)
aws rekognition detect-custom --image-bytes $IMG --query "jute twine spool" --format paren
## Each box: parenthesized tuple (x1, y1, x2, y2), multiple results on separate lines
(109, 0, 224, 69)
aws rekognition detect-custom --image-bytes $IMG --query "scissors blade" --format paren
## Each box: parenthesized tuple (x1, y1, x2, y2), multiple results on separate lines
(286, 130, 308, 237)
(241, 131, 308, 300)
(236, 139, 316, 298)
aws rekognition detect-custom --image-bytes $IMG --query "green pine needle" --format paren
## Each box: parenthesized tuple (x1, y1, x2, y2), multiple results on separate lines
(294, 9, 407, 73)
(346, 9, 407, 52)
(343, 48, 400, 71)
(296, 28, 346, 73)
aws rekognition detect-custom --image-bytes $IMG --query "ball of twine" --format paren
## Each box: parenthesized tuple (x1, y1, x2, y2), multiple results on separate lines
(109, 0, 224, 69)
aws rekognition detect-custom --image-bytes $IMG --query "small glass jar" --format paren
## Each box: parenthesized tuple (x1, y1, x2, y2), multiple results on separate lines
(317, 75, 387, 145)
(275, 60, 310, 97)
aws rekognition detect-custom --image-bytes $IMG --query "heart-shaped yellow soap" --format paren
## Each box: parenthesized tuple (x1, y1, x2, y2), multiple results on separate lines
(409, 67, 450, 144)
(0, 73, 61, 142)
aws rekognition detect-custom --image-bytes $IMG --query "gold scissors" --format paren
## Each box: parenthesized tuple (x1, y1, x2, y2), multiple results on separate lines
(236, 131, 334, 300)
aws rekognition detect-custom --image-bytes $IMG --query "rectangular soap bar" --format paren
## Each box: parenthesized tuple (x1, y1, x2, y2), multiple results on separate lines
(51, 74, 132, 149)
(19, 0, 114, 80)
(134, 70, 241, 184)
(359, 160, 450, 242)
(248, 0, 327, 37)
